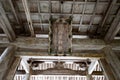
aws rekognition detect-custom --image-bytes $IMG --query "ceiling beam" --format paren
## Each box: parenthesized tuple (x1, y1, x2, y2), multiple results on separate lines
(22, 0, 34, 37)
(104, 8, 120, 41)
(28, 0, 120, 6)
(0, 2, 16, 41)
(8, 0, 20, 24)
(79, 0, 87, 31)
(0, 37, 120, 50)
(87, 0, 99, 33)
(99, 0, 117, 29)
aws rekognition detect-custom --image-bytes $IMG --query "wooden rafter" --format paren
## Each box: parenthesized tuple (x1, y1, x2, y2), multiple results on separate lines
(0, 2, 16, 41)
(22, 0, 34, 37)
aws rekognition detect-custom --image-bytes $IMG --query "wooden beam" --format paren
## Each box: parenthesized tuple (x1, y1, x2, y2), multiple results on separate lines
(5, 57, 21, 80)
(0, 2, 16, 41)
(22, 0, 34, 37)
(15, 51, 104, 59)
(0, 46, 16, 64)
(0, 20, 13, 42)
(0, 37, 120, 50)
(102, 46, 120, 80)
(100, 0, 117, 29)
(104, 8, 120, 41)
(16, 70, 103, 75)
(88, 0, 99, 33)
(8, 0, 20, 24)
(0, 46, 16, 80)
(99, 59, 116, 80)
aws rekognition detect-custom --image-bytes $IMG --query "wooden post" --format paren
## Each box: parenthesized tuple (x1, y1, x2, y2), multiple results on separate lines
(5, 57, 21, 80)
(0, 46, 16, 80)
(99, 59, 116, 80)
(102, 46, 120, 80)
(0, 46, 16, 64)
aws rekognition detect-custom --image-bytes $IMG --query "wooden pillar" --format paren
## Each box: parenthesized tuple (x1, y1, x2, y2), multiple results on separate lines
(0, 46, 16, 63)
(0, 46, 16, 80)
(102, 46, 120, 80)
(99, 59, 116, 80)
(5, 57, 21, 80)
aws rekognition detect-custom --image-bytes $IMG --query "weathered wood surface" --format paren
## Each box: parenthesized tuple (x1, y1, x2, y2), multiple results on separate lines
(0, 37, 120, 50)
(0, 2, 16, 41)
(50, 17, 72, 54)
(102, 46, 120, 80)
(5, 57, 21, 80)
(16, 70, 103, 75)
(0, 46, 16, 80)
(99, 59, 116, 80)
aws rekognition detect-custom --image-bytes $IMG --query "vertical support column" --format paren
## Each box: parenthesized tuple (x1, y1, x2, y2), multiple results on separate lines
(99, 59, 116, 80)
(102, 46, 120, 80)
(0, 46, 16, 64)
(5, 57, 21, 80)
(0, 46, 16, 80)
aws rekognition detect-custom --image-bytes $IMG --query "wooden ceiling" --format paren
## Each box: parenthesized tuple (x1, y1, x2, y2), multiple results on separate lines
(0, 0, 120, 42)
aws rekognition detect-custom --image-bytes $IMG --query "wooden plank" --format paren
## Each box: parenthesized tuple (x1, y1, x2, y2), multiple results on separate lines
(99, 59, 116, 80)
(5, 57, 21, 80)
